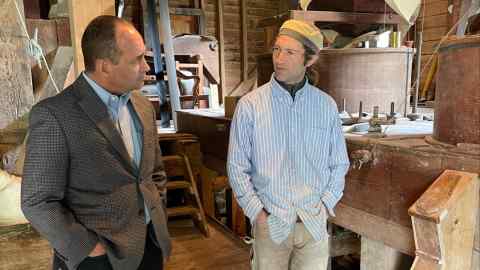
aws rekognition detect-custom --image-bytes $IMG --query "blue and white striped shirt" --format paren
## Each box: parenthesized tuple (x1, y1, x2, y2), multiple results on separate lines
(227, 75, 350, 244)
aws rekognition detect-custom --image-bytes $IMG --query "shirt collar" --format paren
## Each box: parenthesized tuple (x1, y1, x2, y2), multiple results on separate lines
(82, 72, 131, 110)
(270, 73, 309, 100)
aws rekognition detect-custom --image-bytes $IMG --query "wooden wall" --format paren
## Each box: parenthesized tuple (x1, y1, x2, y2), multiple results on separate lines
(32, 0, 463, 97)
(120, 0, 279, 94)
(169, 0, 279, 93)
(416, 0, 451, 88)
(205, 0, 279, 92)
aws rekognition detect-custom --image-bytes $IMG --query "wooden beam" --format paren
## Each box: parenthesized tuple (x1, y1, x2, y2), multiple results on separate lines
(67, 0, 115, 76)
(168, 7, 206, 35)
(169, 7, 203, 16)
(197, 0, 207, 34)
(330, 203, 415, 255)
(241, 0, 248, 82)
(361, 236, 412, 270)
(217, 0, 226, 102)
(0, 0, 34, 130)
(289, 10, 404, 25)
(256, 12, 290, 28)
(157, 0, 181, 128)
(200, 0, 207, 9)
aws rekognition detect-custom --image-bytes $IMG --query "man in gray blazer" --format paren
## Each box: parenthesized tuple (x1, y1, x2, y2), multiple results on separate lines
(21, 16, 171, 270)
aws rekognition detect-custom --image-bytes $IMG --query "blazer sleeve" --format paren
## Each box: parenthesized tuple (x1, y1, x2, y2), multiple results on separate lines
(21, 104, 98, 267)
(150, 107, 168, 211)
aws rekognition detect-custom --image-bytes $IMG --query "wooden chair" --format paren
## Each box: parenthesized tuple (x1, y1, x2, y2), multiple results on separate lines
(175, 55, 209, 109)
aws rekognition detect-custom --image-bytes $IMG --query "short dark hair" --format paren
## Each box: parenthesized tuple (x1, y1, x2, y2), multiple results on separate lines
(81, 15, 129, 72)
(303, 45, 318, 85)
(303, 45, 317, 65)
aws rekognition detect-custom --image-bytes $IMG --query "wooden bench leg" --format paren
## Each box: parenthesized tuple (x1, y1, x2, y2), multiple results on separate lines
(361, 236, 412, 270)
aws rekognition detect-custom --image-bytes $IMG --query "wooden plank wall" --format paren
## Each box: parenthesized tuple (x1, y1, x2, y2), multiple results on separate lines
(68, 0, 116, 76)
(121, 0, 144, 36)
(169, 0, 279, 93)
(121, 0, 278, 93)
(416, 0, 451, 89)
(122, 0, 466, 95)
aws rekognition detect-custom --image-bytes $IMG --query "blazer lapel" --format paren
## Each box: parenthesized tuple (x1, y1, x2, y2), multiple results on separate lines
(130, 93, 153, 177)
(72, 76, 137, 175)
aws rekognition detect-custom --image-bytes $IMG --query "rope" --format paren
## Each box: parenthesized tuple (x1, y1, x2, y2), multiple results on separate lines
(11, 0, 61, 96)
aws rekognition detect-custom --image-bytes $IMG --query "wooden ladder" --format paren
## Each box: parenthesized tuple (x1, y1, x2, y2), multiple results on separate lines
(163, 153, 209, 237)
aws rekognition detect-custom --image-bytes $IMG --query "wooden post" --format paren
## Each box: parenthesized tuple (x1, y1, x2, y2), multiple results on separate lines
(216, 0, 226, 103)
(193, 0, 206, 35)
(409, 170, 480, 270)
(157, 0, 181, 129)
(0, 0, 34, 130)
(67, 0, 115, 76)
(240, 0, 248, 82)
(473, 250, 480, 270)
(360, 236, 412, 270)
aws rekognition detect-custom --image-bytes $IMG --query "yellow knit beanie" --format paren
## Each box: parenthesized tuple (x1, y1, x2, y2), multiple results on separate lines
(278, 19, 323, 52)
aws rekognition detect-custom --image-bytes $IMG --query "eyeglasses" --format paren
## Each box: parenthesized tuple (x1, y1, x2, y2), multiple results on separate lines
(271, 46, 305, 57)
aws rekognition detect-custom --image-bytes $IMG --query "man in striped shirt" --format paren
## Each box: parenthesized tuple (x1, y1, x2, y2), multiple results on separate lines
(227, 20, 350, 270)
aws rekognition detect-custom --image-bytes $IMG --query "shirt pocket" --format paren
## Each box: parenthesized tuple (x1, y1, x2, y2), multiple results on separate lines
(303, 127, 330, 162)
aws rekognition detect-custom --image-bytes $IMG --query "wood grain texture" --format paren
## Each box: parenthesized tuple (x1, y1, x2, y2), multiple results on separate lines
(166, 219, 250, 270)
(409, 170, 479, 270)
(0, 0, 34, 130)
(0, 225, 53, 270)
(0, 220, 250, 270)
(67, 0, 115, 76)
(176, 111, 480, 267)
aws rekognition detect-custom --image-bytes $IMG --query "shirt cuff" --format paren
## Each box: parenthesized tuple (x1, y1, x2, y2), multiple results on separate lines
(243, 196, 264, 222)
(321, 190, 340, 217)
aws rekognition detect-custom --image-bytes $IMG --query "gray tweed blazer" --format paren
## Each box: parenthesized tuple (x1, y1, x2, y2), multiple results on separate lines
(21, 76, 171, 270)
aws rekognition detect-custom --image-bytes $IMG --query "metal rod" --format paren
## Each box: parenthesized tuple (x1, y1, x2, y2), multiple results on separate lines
(117, 0, 125, 18)
(404, 48, 412, 117)
(358, 101, 363, 121)
(413, 31, 423, 114)
(144, 0, 167, 121)
(373, 106, 379, 119)
(158, 0, 181, 129)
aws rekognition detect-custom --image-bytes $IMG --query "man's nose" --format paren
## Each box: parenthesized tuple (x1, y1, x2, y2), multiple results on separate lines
(274, 53, 287, 64)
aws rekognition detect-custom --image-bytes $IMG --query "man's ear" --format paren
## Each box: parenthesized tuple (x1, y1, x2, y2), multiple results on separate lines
(305, 54, 319, 68)
(99, 59, 113, 74)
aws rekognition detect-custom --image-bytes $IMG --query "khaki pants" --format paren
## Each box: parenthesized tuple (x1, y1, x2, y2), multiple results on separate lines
(251, 221, 329, 270)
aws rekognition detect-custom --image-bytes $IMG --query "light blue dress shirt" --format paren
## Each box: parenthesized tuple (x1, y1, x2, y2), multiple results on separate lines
(227, 75, 350, 244)
(83, 73, 150, 223)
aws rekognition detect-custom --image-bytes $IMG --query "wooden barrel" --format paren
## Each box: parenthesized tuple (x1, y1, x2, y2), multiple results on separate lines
(314, 48, 414, 115)
(256, 48, 414, 115)
(434, 35, 480, 145)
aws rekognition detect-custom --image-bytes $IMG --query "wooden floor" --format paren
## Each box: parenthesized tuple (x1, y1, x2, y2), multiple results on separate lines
(165, 219, 250, 270)
(0, 220, 250, 270)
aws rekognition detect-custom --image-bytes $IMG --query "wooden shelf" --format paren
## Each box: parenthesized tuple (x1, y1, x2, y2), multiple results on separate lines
(257, 10, 403, 28)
